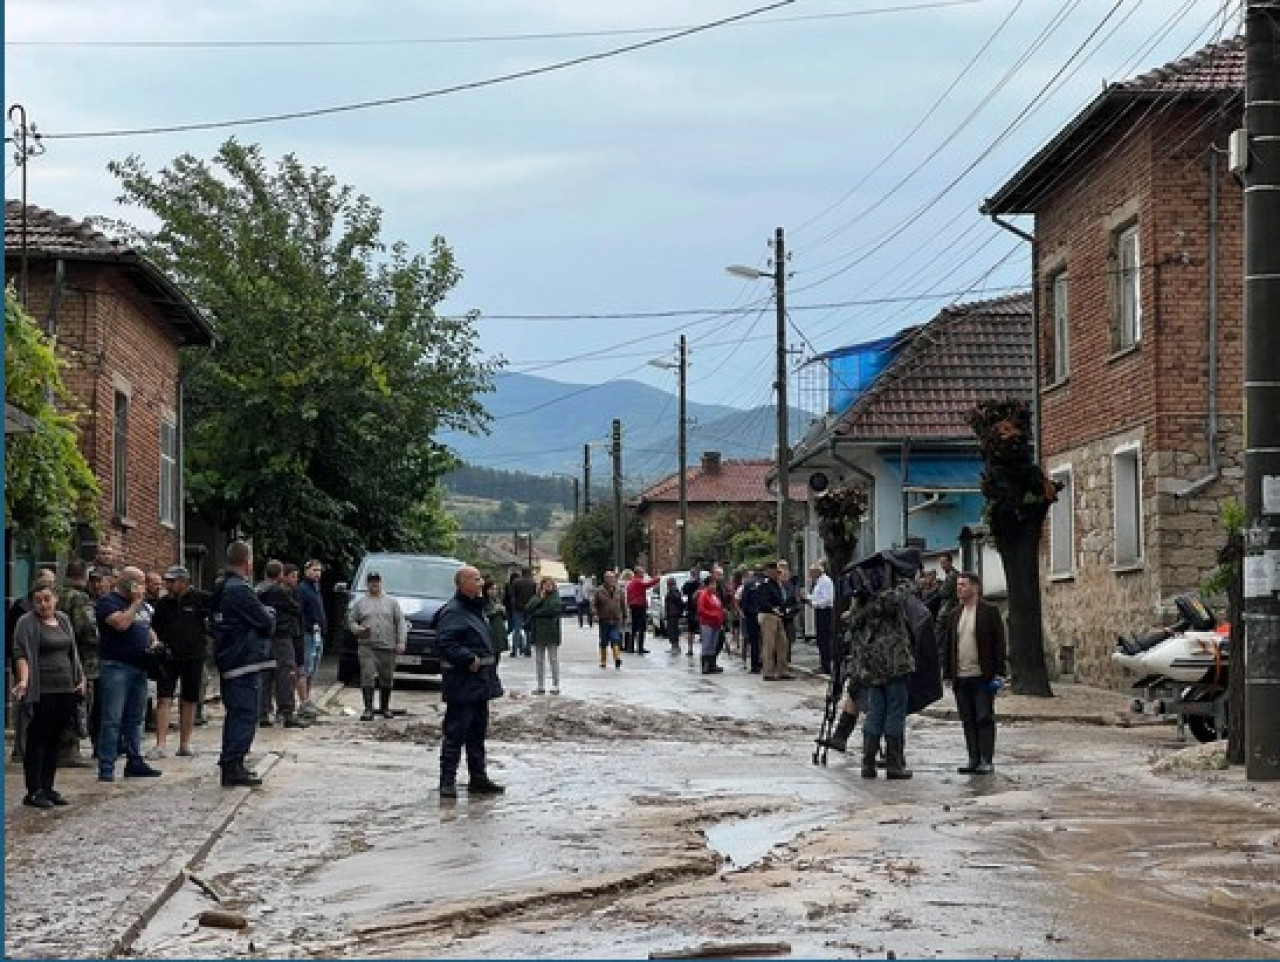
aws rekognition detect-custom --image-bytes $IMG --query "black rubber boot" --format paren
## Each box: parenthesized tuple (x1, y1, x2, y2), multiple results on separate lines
(821, 711, 859, 753)
(707, 654, 724, 674)
(378, 687, 393, 718)
(861, 734, 879, 779)
(221, 760, 262, 788)
(958, 722, 980, 773)
(885, 736, 913, 780)
(360, 687, 375, 721)
(700, 656, 711, 675)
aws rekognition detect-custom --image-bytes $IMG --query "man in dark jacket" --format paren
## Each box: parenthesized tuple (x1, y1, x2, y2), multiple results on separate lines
(943, 571, 1008, 775)
(508, 568, 537, 657)
(436, 564, 505, 799)
(297, 560, 327, 718)
(210, 541, 276, 787)
(257, 561, 307, 729)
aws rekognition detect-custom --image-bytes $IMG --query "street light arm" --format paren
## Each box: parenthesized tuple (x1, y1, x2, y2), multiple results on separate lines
(726, 264, 769, 280)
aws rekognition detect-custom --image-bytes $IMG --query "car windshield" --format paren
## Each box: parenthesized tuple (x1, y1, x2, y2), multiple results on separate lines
(356, 558, 459, 598)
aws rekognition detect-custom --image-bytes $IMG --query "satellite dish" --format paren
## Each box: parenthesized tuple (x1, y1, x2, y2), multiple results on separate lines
(808, 471, 830, 493)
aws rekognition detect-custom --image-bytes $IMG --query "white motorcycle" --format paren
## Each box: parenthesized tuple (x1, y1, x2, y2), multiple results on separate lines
(1112, 595, 1230, 743)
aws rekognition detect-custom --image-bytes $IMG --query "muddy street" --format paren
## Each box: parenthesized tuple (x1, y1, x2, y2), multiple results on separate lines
(6, 620, 1280, 959)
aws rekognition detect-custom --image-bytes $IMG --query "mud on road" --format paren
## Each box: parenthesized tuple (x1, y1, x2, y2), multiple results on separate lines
(7, 648, 1280, 960)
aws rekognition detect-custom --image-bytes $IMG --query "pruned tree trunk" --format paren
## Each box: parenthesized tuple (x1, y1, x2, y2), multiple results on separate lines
(992, 502, 1054, 697)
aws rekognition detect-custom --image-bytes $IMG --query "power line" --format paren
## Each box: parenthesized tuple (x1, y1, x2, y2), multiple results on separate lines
(35, 1, 798, 141)
(6, 2, 981, 49)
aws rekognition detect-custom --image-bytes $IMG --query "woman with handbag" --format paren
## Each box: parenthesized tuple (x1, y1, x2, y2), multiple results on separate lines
(12, 583, 85, 808)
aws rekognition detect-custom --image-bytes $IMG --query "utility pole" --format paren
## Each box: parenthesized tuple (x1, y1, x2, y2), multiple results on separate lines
(773, 226, 792, 565)
(571, 476, 580, 521)
(676, 334, 689, 570)
(611, 419, 624, 574)
(1242, 0, 1280, 782)
(583, 443, 592, 513)
(7, 104, 44, 308)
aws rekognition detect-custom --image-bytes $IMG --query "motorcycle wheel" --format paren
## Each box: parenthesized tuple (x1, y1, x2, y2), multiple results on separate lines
(1187, 715, 1221, 743)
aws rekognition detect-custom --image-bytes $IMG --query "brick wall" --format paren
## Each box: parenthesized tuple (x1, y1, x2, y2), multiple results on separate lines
(1033, 102, 1244, 687)
(15, 260, 183, 571)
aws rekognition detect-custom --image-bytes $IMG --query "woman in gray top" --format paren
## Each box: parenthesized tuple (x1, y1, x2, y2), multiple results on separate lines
(12, 583, 85, 808)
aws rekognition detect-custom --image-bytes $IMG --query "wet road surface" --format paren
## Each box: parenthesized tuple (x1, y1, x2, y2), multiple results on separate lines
(7, 621, 1280, 959)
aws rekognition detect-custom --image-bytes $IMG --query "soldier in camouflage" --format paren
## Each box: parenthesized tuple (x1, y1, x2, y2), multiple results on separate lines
(58, 560, 100, 762)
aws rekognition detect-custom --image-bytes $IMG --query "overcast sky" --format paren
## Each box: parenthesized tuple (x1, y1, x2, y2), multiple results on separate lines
(6, 0, 1241, 418)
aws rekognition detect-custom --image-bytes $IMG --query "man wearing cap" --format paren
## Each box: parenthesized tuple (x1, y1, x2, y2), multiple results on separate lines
(758, 561, 795, 681)
(297, 560, 327, 719)
(347, 571, 407, 721)
(151, 566, 212, 757)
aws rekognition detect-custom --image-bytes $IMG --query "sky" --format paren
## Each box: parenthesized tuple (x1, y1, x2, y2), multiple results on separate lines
(5, 0, 1243, 425)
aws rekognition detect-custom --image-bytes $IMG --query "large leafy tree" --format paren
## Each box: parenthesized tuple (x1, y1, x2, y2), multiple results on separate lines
(559, 504, 644, 580)
(4, 287, 100, 545)
(108, 140, 496, 570)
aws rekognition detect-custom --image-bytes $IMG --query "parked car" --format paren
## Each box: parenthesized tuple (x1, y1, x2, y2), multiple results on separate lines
(335, 552, 465, 685)
(648, 569, 707, 635)
(557, 581, 579, 614)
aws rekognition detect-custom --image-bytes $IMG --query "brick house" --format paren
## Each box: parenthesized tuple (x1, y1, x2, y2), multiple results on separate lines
(787, 292, 1033, 589)
(4, 202, 215, 589)
(634, 452, 808, 573)
(982, 38, 1244, 684)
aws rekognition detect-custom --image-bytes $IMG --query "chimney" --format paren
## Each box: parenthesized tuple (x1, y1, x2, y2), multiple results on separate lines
(701, 451, 722, 475)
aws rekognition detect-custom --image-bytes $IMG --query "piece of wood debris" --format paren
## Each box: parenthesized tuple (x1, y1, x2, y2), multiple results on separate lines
(649, 940, 792, 959)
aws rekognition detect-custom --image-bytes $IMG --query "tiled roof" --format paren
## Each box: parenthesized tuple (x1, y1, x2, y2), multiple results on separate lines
(829, 292, 1032, 441)
(4, 201, 131, 258)
(4, 201, 214, 346)
(985, 35, 1243, 214)
(1116, 35, 1243, 93)
(638, 458, 808, 506)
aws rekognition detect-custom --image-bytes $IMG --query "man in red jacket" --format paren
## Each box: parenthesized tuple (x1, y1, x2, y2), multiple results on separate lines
(625, 567, 660, 655)
(942, 571, 1008, 775)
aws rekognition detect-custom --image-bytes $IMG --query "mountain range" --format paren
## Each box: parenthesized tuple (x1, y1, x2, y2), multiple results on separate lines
(439, 372, 814, 483)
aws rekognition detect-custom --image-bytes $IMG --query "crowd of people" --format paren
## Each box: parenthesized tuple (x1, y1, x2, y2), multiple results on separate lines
(5, 544, 333, 807)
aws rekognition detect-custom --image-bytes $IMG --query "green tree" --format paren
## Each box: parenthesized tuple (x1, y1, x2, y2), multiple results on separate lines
(523, 502, 553, 531)
(559, 504, 643, 579)
(108, 140, 497, 570)
(4, 287, 99, 546)
(495, 499, 519, 524)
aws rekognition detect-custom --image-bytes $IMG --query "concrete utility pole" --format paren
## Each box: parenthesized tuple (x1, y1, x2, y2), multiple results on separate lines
(773, 227, 792, 565)
(583, 443, 592, 513)
(677, 334, 689, 571)
(1243, 0, 1280, 782)
(611, 419, 624, 574)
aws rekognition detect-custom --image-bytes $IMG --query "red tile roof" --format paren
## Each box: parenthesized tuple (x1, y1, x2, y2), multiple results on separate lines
(825, 292, 1032, 441)
(637, 457, 808, 506)
(985, 35, 1243, 214)
(4, 201, 214, 345)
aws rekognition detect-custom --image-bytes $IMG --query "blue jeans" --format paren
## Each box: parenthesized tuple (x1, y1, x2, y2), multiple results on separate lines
(219, 672, 262, 767)
(508, 612, 529, 655)
(860, 677, 909, 742)
(97, 660, 148, 776)
(301, 631, 324, 678)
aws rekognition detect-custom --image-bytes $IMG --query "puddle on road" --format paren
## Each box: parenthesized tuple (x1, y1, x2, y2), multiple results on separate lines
(704, 809, 832, 869)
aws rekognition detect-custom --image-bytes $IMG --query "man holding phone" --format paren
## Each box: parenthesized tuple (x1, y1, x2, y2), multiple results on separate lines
(94, 565, 164, 782)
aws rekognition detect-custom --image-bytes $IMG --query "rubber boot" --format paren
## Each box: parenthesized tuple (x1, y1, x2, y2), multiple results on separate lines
(958, 722, 980, 773)
(378, 686, 393, 718)
(861, 734, 879, 779)
(221, 760, 262, 788)
(360, 687, 375, 721)
(821, 711, 858, 753)
(612, 644, 623, 670)
(707, 653, 724, 674)
(885, 736, 913, 780)
(700, 656, 711, 675)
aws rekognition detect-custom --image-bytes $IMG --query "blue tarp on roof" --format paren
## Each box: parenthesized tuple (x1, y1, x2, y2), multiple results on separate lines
(824, 334, 902, 413)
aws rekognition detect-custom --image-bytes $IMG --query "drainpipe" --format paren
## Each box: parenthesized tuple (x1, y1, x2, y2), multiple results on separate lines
(1174, 145, 1221, 499)
(986, 213, 1040, 463)
(44, 259, 65, 338)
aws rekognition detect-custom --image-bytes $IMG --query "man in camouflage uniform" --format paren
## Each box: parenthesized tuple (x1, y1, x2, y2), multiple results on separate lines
(59, 560, 100, 763)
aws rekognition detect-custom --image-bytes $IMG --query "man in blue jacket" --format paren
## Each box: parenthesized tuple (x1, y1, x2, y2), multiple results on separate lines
(436, 564, 505, 799)
(210, 541, 276, 788)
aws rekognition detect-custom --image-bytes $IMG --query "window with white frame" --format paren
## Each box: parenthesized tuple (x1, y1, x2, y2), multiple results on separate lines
(1114, 223, 1141, 349)
(1113, 445, 1143, 565)
(1048, 466, 1073, 575)
(113, 390, 129, 520)
(160, 419, 177, 526)
(1050, 271, 1070, 382)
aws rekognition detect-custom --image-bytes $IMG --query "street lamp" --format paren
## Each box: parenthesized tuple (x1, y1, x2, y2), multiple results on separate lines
(648, 335, 688, 569)
(726, 225, 791, 564)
